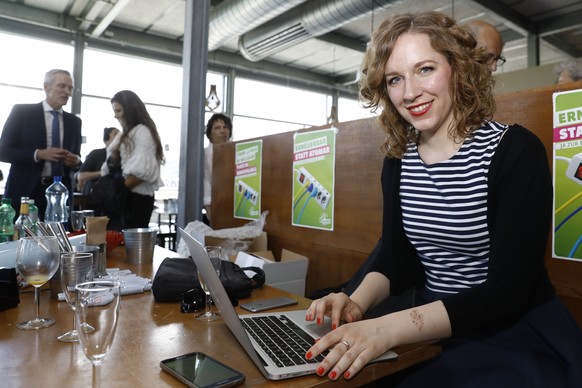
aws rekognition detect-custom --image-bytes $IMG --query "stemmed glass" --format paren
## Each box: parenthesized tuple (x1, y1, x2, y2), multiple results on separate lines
(75, 280, 121, 388)
(15, 236, 60, 330)
(57, 252, 94, 342)
(196, 246, 222, 322)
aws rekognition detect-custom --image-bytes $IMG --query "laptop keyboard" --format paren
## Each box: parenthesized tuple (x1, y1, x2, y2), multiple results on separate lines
(241, 315, 327, 367)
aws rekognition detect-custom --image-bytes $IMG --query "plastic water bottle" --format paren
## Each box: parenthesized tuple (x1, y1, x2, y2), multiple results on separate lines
(0, 198, 16, 242)
(45, 176, 69, 223)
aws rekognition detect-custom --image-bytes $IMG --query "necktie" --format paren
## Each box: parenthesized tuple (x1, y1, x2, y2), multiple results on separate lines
(50, 110, 63, 176)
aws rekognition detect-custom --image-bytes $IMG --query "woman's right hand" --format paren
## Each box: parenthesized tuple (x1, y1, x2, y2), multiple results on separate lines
(305, 292, 364, 330)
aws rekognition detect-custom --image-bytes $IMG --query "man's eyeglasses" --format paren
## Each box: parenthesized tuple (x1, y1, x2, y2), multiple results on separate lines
(487, 55, 506, 67)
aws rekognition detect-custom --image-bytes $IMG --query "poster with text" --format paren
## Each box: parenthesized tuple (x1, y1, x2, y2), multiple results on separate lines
(234, 140, 262, 220)
(553, 89, 582, 261)
(291, 127, 336, 230)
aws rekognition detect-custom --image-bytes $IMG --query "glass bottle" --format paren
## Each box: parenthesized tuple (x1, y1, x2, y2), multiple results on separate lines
(14, 197, 32, 240)
(28, 199, 39, 235)
(0, 198, 16, 242)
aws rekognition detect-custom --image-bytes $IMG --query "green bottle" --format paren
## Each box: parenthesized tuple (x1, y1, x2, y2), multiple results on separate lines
(0, 198, 16, 242)
(28, 199, 39, 235)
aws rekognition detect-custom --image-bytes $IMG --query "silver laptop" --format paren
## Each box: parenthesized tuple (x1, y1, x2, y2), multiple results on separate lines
(179, 228, 397, 380)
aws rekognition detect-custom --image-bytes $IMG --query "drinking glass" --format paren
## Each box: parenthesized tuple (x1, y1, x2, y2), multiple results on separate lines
(15, 236, 60, 330)
(75, 280, 121, 388)
(57, 252, 94, 342)
(196, 246, 222, 322)
(70, 210, 85, 232)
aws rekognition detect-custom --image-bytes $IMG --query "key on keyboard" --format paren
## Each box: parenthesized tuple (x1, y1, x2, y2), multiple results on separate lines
(241, 315, 327, 367)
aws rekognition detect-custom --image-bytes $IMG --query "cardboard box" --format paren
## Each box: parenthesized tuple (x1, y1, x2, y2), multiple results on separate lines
(235, 248, 308, 296)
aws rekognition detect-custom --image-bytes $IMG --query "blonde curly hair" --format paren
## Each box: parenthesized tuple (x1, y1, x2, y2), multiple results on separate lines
(359, 11, 495, 158)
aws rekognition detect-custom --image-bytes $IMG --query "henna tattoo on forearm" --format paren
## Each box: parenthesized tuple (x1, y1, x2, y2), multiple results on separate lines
(410, 309, 424, 332)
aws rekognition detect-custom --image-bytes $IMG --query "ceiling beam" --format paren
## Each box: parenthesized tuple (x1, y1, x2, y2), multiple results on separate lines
(470, 0, 534, 33)
(542, 36, 582, 58)
(90, 0, 131, 37)
(537, 10, 582, 36)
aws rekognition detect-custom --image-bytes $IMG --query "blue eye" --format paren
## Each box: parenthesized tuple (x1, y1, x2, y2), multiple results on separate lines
(386, 76, 402, 86)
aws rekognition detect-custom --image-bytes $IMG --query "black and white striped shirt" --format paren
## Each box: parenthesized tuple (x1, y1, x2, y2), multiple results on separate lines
(400, 122, 507, 294)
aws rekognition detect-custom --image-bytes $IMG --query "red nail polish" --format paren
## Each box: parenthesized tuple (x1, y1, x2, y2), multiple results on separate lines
(306, 314, 311, 321)
(332, 323, 337, 330)
(329, 371, 337, 379)
(306, 352, 312, 360)
(317, 317, 321, 325)
(317, 367, 325, 376)
(344, 371, 351, 379)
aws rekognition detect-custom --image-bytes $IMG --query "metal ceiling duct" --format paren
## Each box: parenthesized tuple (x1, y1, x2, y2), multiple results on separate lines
(238, 0, 401, 62)
(208, 0, 308, 51)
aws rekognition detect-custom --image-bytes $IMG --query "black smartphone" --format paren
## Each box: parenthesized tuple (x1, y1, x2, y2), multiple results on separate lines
(240, 296, 298, 312)
(160, 352, 245, 388)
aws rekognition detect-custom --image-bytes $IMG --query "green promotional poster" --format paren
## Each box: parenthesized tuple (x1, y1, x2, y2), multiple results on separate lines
(234, 140, 262, 220)
(553, 89, 582, 261)
(291, 127, 336, 230)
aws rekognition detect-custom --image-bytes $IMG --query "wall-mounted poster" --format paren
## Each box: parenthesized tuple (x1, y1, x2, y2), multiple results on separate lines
(291, 127, 336, 231)
(234, 140, 262, 220)
(553, 89, 582, 261)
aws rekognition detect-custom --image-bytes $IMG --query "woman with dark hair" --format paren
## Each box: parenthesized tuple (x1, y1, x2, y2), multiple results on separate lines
(304, 11, 582, 386)
(101, 90, 164, 230)
(77, 127, 119, 195)
(203, 113, 232, 225)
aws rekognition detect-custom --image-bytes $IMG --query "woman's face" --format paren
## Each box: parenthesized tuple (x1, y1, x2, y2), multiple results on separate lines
(384, 32, 454, 138)
(112, 101, 125, 127)
(210, 119, 230, 144)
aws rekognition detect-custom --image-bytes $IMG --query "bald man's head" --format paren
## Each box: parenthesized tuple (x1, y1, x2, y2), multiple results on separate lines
(466, 20, 504, 73)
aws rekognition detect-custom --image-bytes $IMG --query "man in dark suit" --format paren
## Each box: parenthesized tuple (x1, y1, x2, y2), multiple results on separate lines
(0, 69, 82, 220)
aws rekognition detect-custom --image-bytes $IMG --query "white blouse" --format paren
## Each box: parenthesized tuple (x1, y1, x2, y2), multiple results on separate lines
(101, 124, 163, 196)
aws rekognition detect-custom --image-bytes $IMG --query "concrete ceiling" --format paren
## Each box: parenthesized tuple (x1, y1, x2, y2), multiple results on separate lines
(1, 0, 581, 94)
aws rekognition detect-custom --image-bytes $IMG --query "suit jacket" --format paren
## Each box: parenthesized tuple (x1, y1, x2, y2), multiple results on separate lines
(0, 102, 82, 209)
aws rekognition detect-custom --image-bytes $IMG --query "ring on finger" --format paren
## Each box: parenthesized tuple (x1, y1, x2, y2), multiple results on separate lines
(341, 340, 350, 351)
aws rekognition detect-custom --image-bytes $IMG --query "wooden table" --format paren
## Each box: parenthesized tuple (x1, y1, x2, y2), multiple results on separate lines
(0, 246, 440, 388)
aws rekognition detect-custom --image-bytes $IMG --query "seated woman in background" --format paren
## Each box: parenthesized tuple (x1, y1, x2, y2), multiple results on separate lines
(305, 11, 582, 387)
(555, 59, 582, 84)
(203, 113, 232, 225)
(101, 90, 164, 230)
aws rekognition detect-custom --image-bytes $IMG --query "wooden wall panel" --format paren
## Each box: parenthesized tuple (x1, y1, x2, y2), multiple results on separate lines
(212, 119, 386, 295)
(492, 82, 582, 308)
(212, 82, 582, 321)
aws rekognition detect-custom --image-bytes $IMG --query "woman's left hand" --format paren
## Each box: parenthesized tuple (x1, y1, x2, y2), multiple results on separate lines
(305, 317, 393, 381)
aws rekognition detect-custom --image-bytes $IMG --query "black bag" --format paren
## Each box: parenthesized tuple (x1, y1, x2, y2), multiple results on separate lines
(0, 268, 20, 311)
(90, 172, 129, 231)
(90, 174, 128, 209)
(152, 257, 265, 302)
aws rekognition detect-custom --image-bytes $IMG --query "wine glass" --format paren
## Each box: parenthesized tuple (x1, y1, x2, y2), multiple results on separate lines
(15, 236, 60, 330)
(196, 246, 222, 322)
(57, 252, 94, 342)
(75, 280, 121, 388)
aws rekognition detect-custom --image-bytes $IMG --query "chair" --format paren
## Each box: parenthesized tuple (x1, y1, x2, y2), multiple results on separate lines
(155, 209, 177, 251)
